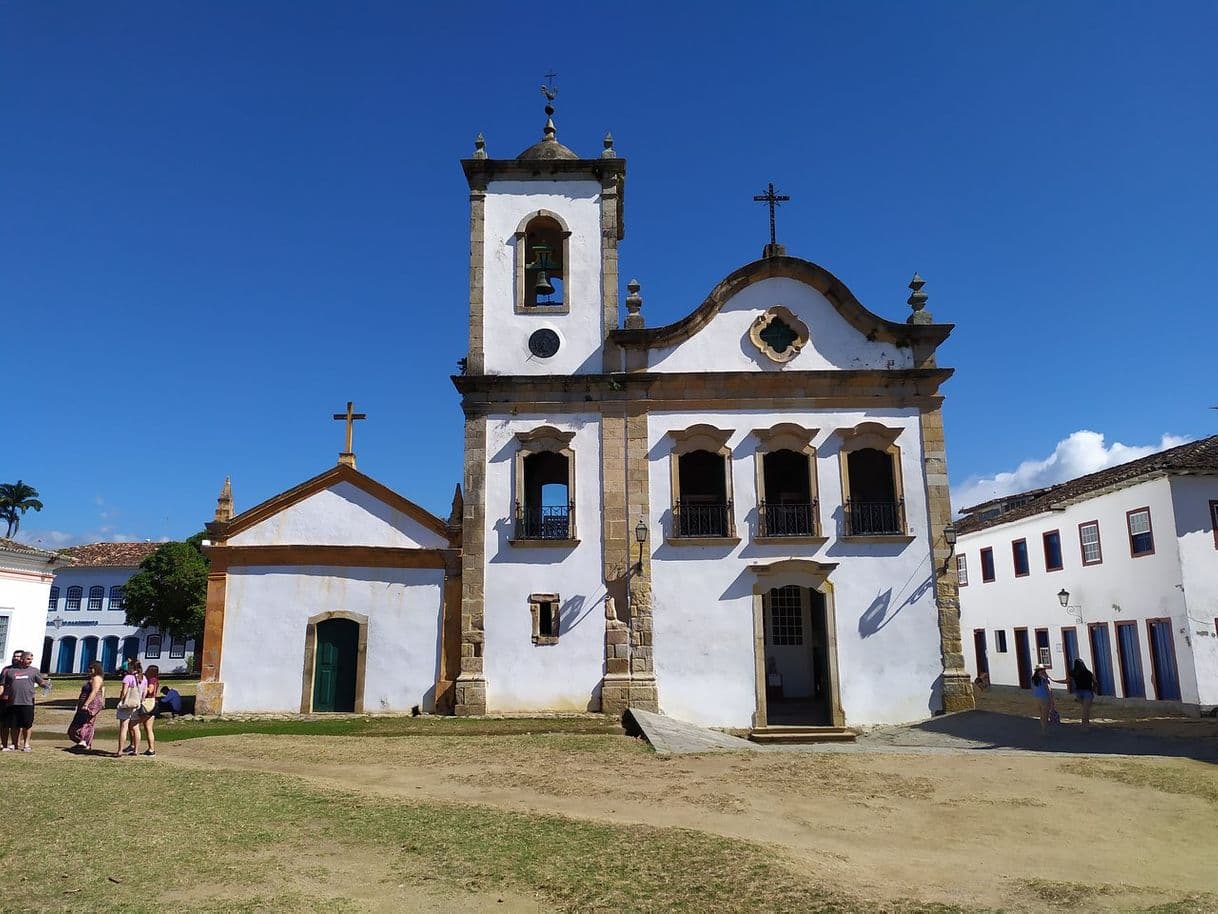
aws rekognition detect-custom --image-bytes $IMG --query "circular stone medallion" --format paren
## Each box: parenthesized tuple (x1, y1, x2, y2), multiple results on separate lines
(528, 328, 561, 359)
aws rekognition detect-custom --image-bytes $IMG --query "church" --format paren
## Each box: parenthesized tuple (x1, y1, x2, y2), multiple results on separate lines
(197, 95, 973, 733)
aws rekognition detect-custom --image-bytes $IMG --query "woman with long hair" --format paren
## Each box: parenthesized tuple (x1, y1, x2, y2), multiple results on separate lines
(1068, 657, 1097, 729)
(115, 659, 145, 758)
(137, 664, 159, 756)
(68, 661, 104, 751)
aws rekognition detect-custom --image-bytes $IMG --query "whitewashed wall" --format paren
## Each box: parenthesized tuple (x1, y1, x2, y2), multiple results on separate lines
(227, 481, 448, 549)
(1169, 476, 1218, 706)
(648, 277, 914, 373)
(0, 563, 53, 670)
(646, 408, 941, 728)
(47, 565, 191, 674)
(481, 413, 606, 712)
(481, 180, 605, 376)
(958, 476, 1201, 704)
(220, 565, 444, 713)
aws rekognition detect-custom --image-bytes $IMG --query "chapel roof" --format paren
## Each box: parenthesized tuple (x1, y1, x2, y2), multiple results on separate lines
(57, 541, 161, 567)
(955, 435, 1218, 536)
(0, 538, 64, 561)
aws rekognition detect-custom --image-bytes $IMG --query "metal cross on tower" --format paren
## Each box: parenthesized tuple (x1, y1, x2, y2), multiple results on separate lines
(753, 182, 790, 247)
(332, 400, 367, 468)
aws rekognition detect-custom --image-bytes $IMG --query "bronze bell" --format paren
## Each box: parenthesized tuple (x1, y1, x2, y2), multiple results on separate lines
(530, 241, 555, 298)
(534, 270, 555, 297)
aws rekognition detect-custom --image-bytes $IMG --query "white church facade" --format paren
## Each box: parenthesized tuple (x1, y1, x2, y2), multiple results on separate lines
(198, 101, 974, 730)
(956, 436, 1218, 714)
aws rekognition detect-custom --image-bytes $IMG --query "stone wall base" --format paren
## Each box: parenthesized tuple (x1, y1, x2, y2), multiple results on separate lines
(454, 675, 487, 716)
(628, 677, 659, 712)
(196, 681, 225, 716)
(600, 674, 632, 716)
(941, 672, 976, 713)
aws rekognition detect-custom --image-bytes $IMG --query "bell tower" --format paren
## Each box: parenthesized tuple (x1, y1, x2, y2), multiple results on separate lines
(461, 86, 626, 376)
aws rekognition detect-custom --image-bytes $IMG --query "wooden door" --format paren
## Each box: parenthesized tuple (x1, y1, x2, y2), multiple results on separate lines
(973, 629, 989, 679)
(313, 619, 358, 712)
(1014, 628, 1032, 689)
(1061, 628, 1079, 692)
(1088, 623, 1115, 695)
(1115, 621, 1145, 698)
(1146, 619, 1181, 701)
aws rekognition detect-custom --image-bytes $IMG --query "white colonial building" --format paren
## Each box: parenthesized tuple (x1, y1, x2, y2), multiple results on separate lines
(0, 538, 69, 666)
(198, 100, 974, 731)
(956, 436, 1218, 713)
(44, 542, 198, 675)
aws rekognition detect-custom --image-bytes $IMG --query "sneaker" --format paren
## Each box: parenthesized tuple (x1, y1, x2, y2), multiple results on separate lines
(0, 746, 11, 752)
(143, 750, 156, 757)
(122, 747, 136, 756)
(21, 745, 31, 753)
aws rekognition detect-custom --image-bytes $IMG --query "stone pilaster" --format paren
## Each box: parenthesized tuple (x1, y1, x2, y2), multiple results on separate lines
(195, 569, 228, 715)
(455, 414, 488, 715)
(600, 172, 621, 343)
(920, 403, 974, 713)
(625, 406, 658, 710)
(466, 184, 487, 375)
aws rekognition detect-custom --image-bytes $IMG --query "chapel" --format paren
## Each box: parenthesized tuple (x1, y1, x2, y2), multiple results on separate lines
(197, 94, 973, 732)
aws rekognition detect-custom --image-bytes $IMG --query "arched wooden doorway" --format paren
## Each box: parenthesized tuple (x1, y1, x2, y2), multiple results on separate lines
(301, 612, 368, 713)
(56, 637, 77, 674)
(102, 636, 120, 673)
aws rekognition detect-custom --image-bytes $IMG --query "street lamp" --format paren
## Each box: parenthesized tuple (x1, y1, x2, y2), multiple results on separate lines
(634, 517, 648, 571)
(1057, 588, 1070, 608)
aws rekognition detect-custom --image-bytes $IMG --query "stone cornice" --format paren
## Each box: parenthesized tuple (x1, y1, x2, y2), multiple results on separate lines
(608, 256, 952, 351)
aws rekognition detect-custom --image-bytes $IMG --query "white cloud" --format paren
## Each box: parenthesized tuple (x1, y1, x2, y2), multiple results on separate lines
(14, 528, 151, 549)
(952, 430, 1190, 514)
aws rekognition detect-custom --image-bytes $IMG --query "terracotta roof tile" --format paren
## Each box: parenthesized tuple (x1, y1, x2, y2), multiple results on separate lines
(0, 538, 62, 560)
(57, 541, 162, 568)
(956, 435, 1218, 536)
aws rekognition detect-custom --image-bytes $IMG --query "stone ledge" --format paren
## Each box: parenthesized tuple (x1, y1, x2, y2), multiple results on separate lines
(839, 534, 917, 545)
(664, 535, 742, 547)
(507, 538, 580, 549)
(753, 535, 828, 547)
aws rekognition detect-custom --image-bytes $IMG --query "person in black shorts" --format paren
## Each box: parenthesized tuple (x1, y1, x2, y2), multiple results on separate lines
(1067, 658, 1097, 729)
(0, 650, 21, 751)
(0, 652, 49, 752)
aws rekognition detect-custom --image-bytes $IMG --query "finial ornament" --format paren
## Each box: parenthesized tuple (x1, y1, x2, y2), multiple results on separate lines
(625, 278, 644, 329)
(601, 132, 616, 159)
(473, 132, 487, 159)
(332, 400, 367, 468)
(214, 476, 234, 523)
(753, 181, 790, 258)
(540, 72, 558, 141)
(906, 273, 932, 324)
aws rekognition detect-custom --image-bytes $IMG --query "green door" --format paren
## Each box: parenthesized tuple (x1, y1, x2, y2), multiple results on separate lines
(312, 619, 359, 712)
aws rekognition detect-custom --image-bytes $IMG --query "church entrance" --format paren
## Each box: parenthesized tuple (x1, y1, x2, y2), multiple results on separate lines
(312, 618, 359, 712)
(761, 585, 834, 726)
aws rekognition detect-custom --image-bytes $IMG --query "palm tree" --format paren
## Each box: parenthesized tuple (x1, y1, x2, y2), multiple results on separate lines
(0, 480, 44, 538)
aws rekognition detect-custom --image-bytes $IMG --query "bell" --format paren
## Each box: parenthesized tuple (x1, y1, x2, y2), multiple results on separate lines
(534, 271, 555, 297)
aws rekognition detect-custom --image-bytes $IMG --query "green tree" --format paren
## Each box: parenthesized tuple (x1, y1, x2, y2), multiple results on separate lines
(123, 533, 209, 643)
(0, 480, 44, 538)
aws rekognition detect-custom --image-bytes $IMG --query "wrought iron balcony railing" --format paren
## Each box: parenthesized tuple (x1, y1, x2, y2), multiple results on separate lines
(758, 500, 818, 537)
(515, 502, 574, 540)
(844, 499, 905, 536)
(673, 500, 733, 538)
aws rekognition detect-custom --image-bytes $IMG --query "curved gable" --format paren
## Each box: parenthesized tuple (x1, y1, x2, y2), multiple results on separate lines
(610, 256, 951, 373)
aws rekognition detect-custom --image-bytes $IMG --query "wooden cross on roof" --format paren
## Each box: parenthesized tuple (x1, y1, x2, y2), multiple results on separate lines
(332, 401, 367, 468)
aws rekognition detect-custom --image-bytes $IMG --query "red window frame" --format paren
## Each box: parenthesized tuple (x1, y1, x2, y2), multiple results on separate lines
(1012, 538, 1030, 577)
(980, 547, 995, 582)
(1042, 529, 1063, 572)
(1078, 520, 1103, 566)
(1209, 501, 1218, 549)
(1126, 506, 1155, 558)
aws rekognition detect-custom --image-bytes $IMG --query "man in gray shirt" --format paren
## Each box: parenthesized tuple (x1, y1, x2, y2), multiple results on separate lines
(0, 652, 49, 752)
(0, 650, 20, 751)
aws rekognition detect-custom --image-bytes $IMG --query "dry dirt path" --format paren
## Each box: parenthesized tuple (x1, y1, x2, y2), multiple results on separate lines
(148, 731, 1217, 912)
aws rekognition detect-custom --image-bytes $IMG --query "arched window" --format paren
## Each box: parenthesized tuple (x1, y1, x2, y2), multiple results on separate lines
(668, 425, 736, 541)
(837, 423, 907, 537)
(512, 426, 577, 544)
(145, 635, 162, 659)
(47, 587, 59, 611)
(754, 424, 820, 540)
(109, 586, 124, 610)
(65, 586, 83, 611)
(514, 211, 571, 312)
(87, 586, 104, 611)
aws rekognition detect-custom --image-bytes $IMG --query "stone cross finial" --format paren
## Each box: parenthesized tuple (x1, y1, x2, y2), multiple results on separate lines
(906, 273, 932, 324)
(625, 278, 644, 329)
(473, 132, 487, 159)
(214, 476, 234, 523)
(332, 401, 367, 468)
(601, 132, 616, 159)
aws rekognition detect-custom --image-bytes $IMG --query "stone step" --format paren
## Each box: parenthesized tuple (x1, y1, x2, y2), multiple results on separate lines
(748, 726, 858, 745)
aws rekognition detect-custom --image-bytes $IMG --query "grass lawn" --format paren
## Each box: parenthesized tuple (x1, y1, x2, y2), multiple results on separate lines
(8, 753, 968, 914)
(152, 715, 624, 742)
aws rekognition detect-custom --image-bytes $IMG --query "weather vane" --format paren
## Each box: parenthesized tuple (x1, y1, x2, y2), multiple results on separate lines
(541, 71, 558, 102)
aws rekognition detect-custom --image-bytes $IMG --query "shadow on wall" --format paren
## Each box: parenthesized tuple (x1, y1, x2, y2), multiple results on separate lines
(857, 574, 935, 638)
(928, 673, 944, 715)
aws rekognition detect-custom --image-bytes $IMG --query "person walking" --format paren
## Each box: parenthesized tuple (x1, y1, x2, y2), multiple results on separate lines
(0, 652, 50, 752)
(0, 650, 21, 751)
(115, 660, 146, 758)
(68, 661, 105, 751)
(1067, 658, 1098, 729)
(1030, 664, 1059, 736)
(137, 664, 159, 756)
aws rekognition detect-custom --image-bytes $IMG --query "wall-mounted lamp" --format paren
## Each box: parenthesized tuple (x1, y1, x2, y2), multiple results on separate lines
(1057, 588, 1070, 607)
(941, 522, 957, 574)
(1058, 588, 1084, 624)
(634, 517, 648, 571)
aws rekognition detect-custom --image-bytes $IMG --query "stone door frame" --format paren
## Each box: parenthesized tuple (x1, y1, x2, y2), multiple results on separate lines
(300, 610, 369, 714)
(749, 559, 844, 729)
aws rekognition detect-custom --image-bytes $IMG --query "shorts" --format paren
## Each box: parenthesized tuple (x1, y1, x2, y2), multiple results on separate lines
(7, 705, 34, 729)
(116, 707, 139, 722)
(1076, 690, 1095, 702)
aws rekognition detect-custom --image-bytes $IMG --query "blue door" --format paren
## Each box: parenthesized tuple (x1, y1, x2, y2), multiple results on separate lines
(56, 637, 77, 675)
(1088, 624, 1115, 696)
(101, 637, 119, 673)
(80, 637, 98, 671)
(1062, 628, 1080, 691)
(1147, 620, 1181, 701)
(1116, 622, 1146, 698)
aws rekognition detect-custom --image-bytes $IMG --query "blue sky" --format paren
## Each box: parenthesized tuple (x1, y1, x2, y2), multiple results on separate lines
(4, 3, 1215, 546)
